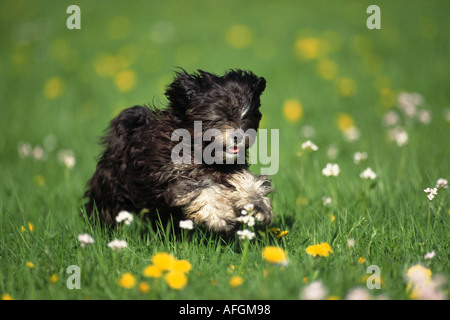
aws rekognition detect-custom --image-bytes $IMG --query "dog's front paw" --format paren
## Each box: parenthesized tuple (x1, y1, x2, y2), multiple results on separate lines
(240, 198, 273, 225)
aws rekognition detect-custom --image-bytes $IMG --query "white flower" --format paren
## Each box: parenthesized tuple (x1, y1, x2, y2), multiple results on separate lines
(32, 146, 45, 160)
(347, 238, 356, 248)
(322, 163, 340, 177)
(179, 219, 194, 230)
(301, 281, 328, 300)
(237, 215, 255, 227)
(57, 149, 76, 170)
(18, 142, 32, 158)
(383, 111, 400, 127)
(322, 196, 332, 207)
(424, 251, 436, 260)
(115, 210, 134, 225)
(388, 127, 408, 147)
(345, 287, 372, 300)
(417, 109, 431, 125)
(301, 140, 318, 151)
(360, 167, 377, 180)
(343, 126, 360, 142)
(423, 187, 438, 200)
(243, 204, 254, 212)
(353, 152, 368, 164)
(77, 233, 94, 247)
(435, 178, 448, 189)
(107, 239, 128, 250)
(237, 229, 255, 240)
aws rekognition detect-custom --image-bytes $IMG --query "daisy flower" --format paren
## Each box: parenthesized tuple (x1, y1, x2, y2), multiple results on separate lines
(423, 187, 438, 200)
(360, 167, 377, 180)
(179, 219, 194, 230)
(301, 280, 328, 300)
(77, 233, 94, 247)
(322, 163, 340, 177)
(237, 229, 255, 240)
(423, 251, 436, 260)
(353, 151, 368, 164)
(107, 239, 128, 250)
(301, 140, 318, 151)
(435, 178, 448, 189)
(115, 210, 134, 225)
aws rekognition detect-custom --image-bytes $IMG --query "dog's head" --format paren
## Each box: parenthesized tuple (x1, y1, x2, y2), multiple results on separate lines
(166, 69, 266, 163)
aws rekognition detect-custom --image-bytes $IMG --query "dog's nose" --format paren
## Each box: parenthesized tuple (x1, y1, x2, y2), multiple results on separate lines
(234, 133, 244, 144)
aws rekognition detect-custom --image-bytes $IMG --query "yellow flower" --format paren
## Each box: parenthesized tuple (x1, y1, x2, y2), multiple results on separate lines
(317, 59, 338, 80)
(406, 264, 432, 282)
(26, 261, 34, 269)
(151, 252, 176, 271)
(229, 276, 244, 288)
(138, 282, 150, 293)
(270, 227, 281, 235)
(1, 294, 13, 300)
(283, 99, 303, 123)
(358, 257, 366, 264)
(336, 77, 356, 97)
(143, 265, 162, 278)
(262, 246, 288, 264)
(277, 230, 289, 240)
(44, 77, 64, 99)
(21, 222, 35, 233)
(294, 37, 321, 60)
(327, 295, 340, 300)
(172, 259, 192, 274)
(34, 175, 46, 187)
(49, 274, 59, 283)
(118, 272, 136, 289)
(225, 25, 252, 49)
(305, 242, 333, 257)
(336, 113, 355, 132)
(114, 69, 136, 92)
(165, 271, 188, 290)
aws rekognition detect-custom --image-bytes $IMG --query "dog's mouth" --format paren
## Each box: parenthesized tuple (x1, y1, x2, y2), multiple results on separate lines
(227, 146, 240, 154)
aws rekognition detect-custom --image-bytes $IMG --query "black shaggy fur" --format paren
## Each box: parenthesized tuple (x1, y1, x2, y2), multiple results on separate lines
(84, 69, 273, 233)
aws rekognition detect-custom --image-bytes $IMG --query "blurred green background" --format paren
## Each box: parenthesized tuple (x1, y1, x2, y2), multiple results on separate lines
(1, 0, 449, 300)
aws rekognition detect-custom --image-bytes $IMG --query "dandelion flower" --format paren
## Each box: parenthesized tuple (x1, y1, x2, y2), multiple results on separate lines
(406, 264, 432, 285)
(107, 239, 128, 250)
(277, 230, 289, 240)
(179, 219, 194, 230)
(138, 282, 150, 293)
(21, 222, 35, 233)
(143, 265, 162, 278)
(322, 163, 340, 177)
(172, 259, 192, 274)
(337, 113, 355, 132)
(305, 242, 333, 257)
(49, 274, 59, 284)
(301, 140, 318, 151)
(115, 69, 136, 92)
(283, 99, 303, 123)
(26, 261, 35, 269)
(115, 210, 134, 225)
(262, 246, 288, 265)
(1, 294, 13, 300)
(151, 252, 176, 271)
(165, 271, 188, 290)
(225, 25, 253, 49)
(118, 272, 136, 289)
(77, 233, 94, 247)
(360, 167, 377, 180)
(301, 280, 328, 300)
(229, 276, 244, 288)
(358, 257, 366, 264)
(44, 77, 64, 99)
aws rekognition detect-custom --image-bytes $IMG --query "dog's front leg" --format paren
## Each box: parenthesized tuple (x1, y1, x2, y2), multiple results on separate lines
(226, 170, 274, 224)
(166, 179, 238, 233)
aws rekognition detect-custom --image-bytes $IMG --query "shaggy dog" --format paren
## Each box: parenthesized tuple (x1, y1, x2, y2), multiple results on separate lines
(84, 69, 273, 233)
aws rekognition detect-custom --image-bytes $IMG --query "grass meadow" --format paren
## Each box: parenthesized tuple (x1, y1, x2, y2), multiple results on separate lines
(0, 0, 449, 300)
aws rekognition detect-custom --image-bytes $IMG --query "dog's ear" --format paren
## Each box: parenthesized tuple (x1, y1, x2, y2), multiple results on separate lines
(165, 70, 202, 110)
(252, 76, 266, 97)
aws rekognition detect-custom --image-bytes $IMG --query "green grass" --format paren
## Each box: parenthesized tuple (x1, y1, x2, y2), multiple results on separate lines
(1, 0, 449, 300)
